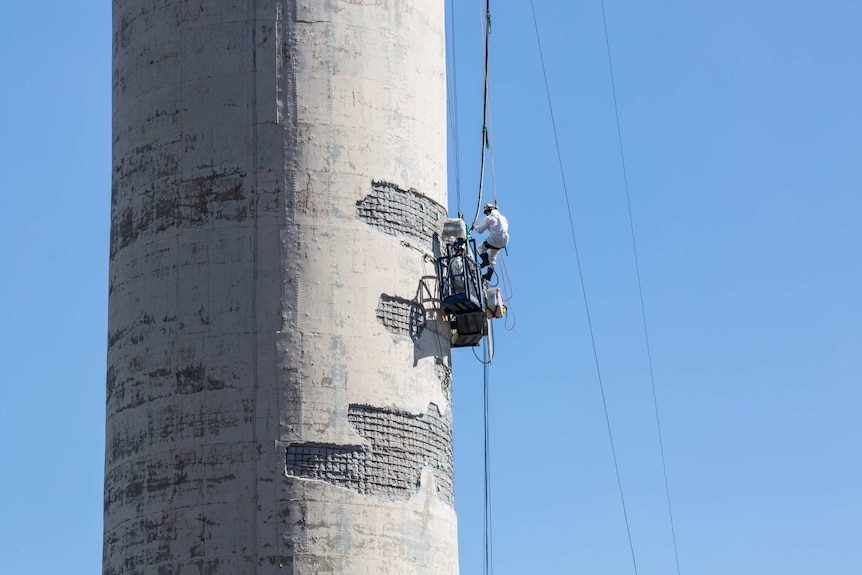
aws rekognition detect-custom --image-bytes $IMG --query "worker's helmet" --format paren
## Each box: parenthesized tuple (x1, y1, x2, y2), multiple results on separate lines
(483, 203, 496, 214)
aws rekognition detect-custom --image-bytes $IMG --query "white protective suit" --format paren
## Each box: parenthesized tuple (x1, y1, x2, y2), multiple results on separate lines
(473, 208, 509, 268)
(449, 250, 466, 294)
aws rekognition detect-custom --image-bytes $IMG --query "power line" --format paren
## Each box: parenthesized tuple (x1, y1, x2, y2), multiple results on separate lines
(528, 1, 639, 573)
(597, 2, 682, 572)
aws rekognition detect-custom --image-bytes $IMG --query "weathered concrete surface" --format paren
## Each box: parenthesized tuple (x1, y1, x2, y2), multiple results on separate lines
(106, 1, 456, 573)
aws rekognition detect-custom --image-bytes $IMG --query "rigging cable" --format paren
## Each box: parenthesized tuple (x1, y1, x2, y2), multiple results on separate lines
(597, 2, 682, 572)
(528, 1, 639, 573)
(498, 257, 516, 331)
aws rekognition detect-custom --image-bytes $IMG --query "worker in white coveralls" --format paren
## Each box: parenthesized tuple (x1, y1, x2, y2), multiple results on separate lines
(449, 241, 467, 294)
(472, 203, 509, 282)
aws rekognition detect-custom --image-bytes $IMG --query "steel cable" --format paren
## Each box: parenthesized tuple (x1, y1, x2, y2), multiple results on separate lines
(528, 1, 640, 573)
(597, 2, 682, 572)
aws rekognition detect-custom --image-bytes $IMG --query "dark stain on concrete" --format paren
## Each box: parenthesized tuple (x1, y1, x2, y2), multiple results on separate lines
(110, 167, 249, 257)
(108, 327, 126, 349)
(126, 480, 144, 499)
(206, 376, 226, 390)
(197, 305, 209, 326)
(176, 364, 205, 394)
(106, 365, 117, 403)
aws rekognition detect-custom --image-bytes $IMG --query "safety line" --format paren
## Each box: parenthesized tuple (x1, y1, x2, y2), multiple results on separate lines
(528, 1, 639, 573)
(597, 2, 682, 572)
(497, 257, 516, 332)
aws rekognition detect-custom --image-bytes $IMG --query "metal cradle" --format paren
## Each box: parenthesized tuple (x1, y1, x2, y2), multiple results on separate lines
(437, 236, 488, 348)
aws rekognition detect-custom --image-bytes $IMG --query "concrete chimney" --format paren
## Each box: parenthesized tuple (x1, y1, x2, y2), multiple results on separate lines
(105, 1, 456, 573)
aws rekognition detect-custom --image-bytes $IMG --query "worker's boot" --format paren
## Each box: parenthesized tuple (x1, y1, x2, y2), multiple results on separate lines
(482, 267, 494, 282)
(479, 253, 490, 268)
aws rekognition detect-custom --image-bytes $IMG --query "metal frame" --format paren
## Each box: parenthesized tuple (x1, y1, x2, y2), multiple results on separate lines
(437, 237, 488, 347)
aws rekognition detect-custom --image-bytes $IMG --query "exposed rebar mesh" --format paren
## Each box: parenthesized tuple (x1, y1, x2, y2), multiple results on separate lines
(356, 181, 445, 247)
(376, 294, 426, 341)
(285, 404, 454, 505)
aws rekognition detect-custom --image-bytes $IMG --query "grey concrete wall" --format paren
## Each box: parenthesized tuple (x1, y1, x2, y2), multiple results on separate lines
(106, 1, 457, 573)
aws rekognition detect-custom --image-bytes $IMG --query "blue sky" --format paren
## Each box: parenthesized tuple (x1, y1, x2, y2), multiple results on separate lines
(2, 1, 860, 574)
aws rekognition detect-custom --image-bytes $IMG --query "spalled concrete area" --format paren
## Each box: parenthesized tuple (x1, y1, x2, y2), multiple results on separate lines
(107, 1, 456, 573)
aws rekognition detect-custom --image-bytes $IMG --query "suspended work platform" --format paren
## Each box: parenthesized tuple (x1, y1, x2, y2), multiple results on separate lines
(436, 218, 505, 348)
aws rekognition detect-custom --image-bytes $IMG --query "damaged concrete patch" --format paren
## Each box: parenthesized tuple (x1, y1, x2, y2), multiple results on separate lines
(356, 181, 445, 248)
(285, 403, 454, 505)
(376, 294, 426, 341)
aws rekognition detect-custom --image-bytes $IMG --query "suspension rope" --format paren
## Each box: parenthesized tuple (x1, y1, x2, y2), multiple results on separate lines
(474, 0, 492, 225)
(482, 335, 494, 575)
(465, 5, 498, 574)
(482, 0, 499, 211)
(528, 2, 639, 573)
(598, 2, 682, 572)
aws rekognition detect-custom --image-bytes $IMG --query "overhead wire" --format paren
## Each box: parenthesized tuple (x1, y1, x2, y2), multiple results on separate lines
(597, 2, 682, 572)
(528, 1, 640, 573)
(455, 0, 677, 572)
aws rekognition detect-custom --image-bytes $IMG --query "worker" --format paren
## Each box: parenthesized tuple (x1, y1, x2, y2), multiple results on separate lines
(472, 203, 509, 282)
(449, 241, 467, 294)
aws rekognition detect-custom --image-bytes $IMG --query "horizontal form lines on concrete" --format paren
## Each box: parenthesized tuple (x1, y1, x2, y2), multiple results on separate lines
(103, 441, 253, 520)
(285, 404, 454, 505)
(356, 181, 445, 248)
